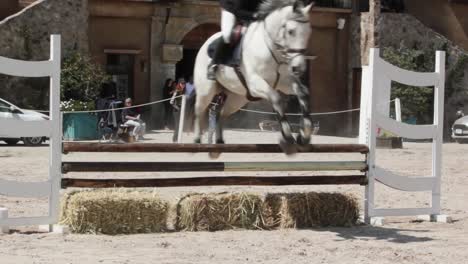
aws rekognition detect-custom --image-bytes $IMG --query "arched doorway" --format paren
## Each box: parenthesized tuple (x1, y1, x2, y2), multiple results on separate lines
(176, 23, 220, 81)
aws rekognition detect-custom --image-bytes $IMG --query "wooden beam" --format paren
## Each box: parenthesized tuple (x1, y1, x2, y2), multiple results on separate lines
(61, 175, 368, 188)
(63, 143, 369, 154)
(61, 161, 368, 173)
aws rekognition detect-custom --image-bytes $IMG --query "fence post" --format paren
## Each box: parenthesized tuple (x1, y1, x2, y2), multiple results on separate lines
(432, 50, 445, 216)
(0, 208, 8, 234)
(395, 98, 402, 122)
(49, 35, 62, 225)
(177, 95, 187, 143)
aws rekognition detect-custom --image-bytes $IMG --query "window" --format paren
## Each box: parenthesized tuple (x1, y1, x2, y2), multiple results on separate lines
(0, 100, 11, 113)
(316, 0, 352, 9)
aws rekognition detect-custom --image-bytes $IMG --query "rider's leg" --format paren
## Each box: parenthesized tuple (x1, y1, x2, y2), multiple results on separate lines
(207, 10, 236, 80)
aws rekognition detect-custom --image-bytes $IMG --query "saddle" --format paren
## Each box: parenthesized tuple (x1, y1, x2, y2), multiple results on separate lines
(207, 25, 262, 101)
(207, 25, 244, 67)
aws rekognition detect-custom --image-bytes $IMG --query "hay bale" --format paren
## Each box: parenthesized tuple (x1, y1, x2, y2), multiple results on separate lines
(176, 193, 264, 231)
(60, 189, 168, 234)
(263, 192, 359, 228)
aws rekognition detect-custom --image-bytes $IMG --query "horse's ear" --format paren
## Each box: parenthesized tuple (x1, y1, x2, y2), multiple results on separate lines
(293, 0, 305, 13)
(302, 2, 314, 15)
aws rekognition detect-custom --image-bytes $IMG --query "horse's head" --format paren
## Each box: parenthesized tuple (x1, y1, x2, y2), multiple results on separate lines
(264, 1, 314, 75)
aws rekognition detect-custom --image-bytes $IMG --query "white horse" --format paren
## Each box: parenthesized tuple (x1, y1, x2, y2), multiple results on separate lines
(193, 0, 314, 154)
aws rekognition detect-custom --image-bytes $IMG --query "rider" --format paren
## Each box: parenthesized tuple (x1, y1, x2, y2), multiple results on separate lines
(207, 0, 264, 80)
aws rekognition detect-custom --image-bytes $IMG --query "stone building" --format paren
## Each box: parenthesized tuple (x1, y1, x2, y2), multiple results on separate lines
(0, 0, 467, 136)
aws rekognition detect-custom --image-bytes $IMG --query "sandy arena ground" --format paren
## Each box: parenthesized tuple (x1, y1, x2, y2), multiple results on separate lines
(0, 129, 467, 264)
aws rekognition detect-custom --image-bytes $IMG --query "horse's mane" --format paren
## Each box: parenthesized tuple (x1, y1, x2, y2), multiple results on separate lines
(257, 0, 296, 19)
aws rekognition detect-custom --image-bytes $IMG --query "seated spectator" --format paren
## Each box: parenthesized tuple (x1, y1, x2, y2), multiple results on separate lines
(122, 98, 146, 140)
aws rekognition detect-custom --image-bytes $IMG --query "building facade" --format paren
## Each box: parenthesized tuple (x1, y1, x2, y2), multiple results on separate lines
(1, 0, 467, 136)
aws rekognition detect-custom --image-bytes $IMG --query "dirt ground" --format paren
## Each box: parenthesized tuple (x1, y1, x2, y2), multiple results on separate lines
(0, 129, 467, 264)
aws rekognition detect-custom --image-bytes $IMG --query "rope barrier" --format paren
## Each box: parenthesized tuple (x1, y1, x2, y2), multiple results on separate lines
(3, 97, 397, 117)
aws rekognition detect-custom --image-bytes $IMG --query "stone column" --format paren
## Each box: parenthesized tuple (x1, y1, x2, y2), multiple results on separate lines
(149, 15, 183, 129)
(369, 0, 381, 48)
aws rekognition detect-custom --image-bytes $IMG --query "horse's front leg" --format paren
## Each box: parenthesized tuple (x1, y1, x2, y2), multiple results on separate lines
(271, 91, 297, 154)
(248, 75, 296, 154)
(292, 78, 312, 147)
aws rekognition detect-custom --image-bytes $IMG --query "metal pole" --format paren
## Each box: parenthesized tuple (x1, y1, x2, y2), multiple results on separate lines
(177, 95, 186, 143)
(395, 98, 402, 122)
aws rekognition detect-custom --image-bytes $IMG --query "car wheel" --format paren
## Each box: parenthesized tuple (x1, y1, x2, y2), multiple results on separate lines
(3, 139, 20, 145)
(22, 137, 44, 146)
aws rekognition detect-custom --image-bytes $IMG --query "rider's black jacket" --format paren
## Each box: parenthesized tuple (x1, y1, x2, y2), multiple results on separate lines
(220, 0, 263, 21)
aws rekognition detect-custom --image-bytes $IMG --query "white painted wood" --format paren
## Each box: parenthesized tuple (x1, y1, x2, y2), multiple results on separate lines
(0, 216, 55, 227)
(225, 161, 367, 171)
(369, 217, 385, 226)
(49, 35, 62, 224)
(0, 119, 51, 137)
(375, 113, 437, 139)
(374, 167, 434, 192)
(370, 208, 433, 217)
(0, 180, 51, 198)
(359, 66, 370, 145)
(0, 35, 61, 228)
(375, 77, 392, 116)
(39, 224, 70, 234)
(362, 48, 446, 220)
(432, 51, 445, 216)
(377, 58, 440, 87)
(395, 98, 402, 122)
(0, 208, 9, 234)
(0, 57, 53, 77)
(177, 95, 187, 143)
(364, 48, 379, 222)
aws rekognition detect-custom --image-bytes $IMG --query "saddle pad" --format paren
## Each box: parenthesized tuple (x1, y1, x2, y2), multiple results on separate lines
(207, 36, 243, 67)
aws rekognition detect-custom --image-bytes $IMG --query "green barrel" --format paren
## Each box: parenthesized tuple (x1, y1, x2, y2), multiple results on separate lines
(63, 113, 99, 140)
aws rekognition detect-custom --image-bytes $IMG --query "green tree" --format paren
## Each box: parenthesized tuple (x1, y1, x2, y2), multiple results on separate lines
(382, 46, 438, 124)
(61, 52, 110, 110)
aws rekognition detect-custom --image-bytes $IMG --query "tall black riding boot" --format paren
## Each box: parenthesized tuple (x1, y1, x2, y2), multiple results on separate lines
(207, 40, 231, 80)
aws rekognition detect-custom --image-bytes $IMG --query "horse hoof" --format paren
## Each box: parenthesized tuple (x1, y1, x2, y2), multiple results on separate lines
(296, 134, 311, 147)
(194, 138, 201, 144)
(216, 139, 225, 144)
(209, 152, 221, 159)
(279, 138, 298, 155)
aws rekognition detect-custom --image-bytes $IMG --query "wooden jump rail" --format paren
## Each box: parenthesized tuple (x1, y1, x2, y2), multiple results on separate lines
(61, 143, 369, 188)
(62, 143, 370, 154)
(61, 175, 368, 189)
(61, 161, 368, 174)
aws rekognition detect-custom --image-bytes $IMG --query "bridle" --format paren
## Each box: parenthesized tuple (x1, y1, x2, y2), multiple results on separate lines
(262, 13, 310, 65)
(261, 11, 310, 89)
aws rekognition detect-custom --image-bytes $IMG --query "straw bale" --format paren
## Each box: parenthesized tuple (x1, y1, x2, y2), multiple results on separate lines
(263, 192, 359, 228)
(60, 189, 168, 234)
(176, 193, 264, 231)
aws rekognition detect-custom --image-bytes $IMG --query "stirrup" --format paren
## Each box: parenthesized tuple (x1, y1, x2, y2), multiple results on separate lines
(207, 64, 218, 80)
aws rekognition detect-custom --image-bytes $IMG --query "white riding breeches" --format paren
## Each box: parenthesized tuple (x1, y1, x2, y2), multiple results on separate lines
(221, 9, 236, 44)
(124, 120, 146, 137)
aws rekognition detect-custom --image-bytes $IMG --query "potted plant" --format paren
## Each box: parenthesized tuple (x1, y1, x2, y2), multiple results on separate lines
(376, 128, 403, 149)
(61, 52, 110, 140)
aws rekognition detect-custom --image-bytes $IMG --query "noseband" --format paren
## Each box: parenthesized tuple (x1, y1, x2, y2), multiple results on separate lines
(263, 15, 309, 64)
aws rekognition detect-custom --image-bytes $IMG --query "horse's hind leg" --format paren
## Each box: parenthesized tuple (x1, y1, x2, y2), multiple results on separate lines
(193, 83, 219, 143)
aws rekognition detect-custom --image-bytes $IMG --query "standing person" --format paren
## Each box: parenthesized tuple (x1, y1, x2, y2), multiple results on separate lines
(170, 78, 186, 143)
(185, 76, 197, 131)
(122, 98, 146, 140)
(162, 78, 174, 129)
(208, 91, 227, 144)
(207, 0, 263, 80)
(185, 76, 195, 98)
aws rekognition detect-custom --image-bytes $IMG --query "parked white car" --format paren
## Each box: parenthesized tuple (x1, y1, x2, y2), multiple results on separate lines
(0, 97, 49, 146)
(452, 114, 468, 144)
